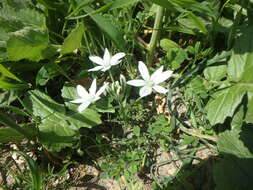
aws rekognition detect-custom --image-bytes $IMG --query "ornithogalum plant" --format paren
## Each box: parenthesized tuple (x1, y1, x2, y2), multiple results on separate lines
(88, 48, 126, 72)
(127, 61, 173, 97)
(70, 79, 108, 112)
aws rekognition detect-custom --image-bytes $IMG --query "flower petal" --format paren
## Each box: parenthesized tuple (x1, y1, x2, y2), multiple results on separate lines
(103, 48, 111, 64)
(78, 101, 91, 112)
(153, 85, 168, 94)
(70, 98, 85, 104)
(110, 52, 126, 65)
(89, 79, 97, 95)
(101, 65, 111, 72)
(151, 66, 164, 81)
(96, 83, 109, 97)
(139, 86, 152, 97)
(76, 85, 89, 98)
(138, 61, 150, 81)
(127, 80, 146, 87)
(88, 66, 104, 72)
(153, 70, 173, 84)
(89, 56, 104, 65)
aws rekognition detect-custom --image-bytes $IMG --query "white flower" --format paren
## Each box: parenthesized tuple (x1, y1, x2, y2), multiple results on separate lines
(88, 48, 126, 72)
(70, 79, 108, 112)
(127, 61, 173, 97)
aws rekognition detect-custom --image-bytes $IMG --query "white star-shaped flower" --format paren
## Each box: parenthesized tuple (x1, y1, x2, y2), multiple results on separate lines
(127, 61, 173, 98)
(70, 79, 108, 112)
(88, 48, 126, 72)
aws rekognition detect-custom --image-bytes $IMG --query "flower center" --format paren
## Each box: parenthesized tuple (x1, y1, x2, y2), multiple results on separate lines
(146, 80, 154, 87)
(87, 95, 96, 103)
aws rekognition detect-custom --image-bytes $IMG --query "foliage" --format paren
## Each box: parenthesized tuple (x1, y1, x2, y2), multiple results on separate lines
(0, 0, 253, 189)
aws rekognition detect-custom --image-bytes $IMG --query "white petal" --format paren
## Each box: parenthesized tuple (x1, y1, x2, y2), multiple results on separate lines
(110, 52, 126, 65)
(89, 56, 104, 65)
(101, 65, 111, 72)
(89, 79, 97, 95)
(70, 98, 85, 104)
(127, 80, 146, 87)
(88, 66, 104, 72)
(96, 83, 108, 97)
(138, 61, 150, 81)
(153, 70, 173, 84)
(153, 85, 168, 94)
(76, 85, 89, 98)
(103, 48, 111, 63)
(78, 101, 91, 112)
(139, 86, 152, 97)
(151, 66, 164, 81)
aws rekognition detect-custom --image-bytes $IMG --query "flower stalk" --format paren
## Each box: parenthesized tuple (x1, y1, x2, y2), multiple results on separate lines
(147, 6, 165, 67)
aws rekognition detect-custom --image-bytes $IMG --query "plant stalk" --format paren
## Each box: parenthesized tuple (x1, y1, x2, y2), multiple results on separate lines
(147, 6, 165, 67)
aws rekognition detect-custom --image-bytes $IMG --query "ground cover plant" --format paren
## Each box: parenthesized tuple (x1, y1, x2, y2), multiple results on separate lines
(0, 0, 253, 189)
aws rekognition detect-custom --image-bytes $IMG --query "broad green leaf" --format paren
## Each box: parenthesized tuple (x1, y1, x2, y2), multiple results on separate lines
(245, 94, 253, 123)
(206, 27, 253, 126)
(206, 86, 245, 125)
(61, 23, 85, 55)
(218, 128, 253, 158)
(214, 127, 253, 190)
(7, 27, 49, 61)
(83, 6, 126, 50)
(204, 51, 230, 81)
(228, 26, 253, 82)
(204, 64, 227, 81)
(0, 4, 45, 32)
(214, 155, 253, 190)
(0, 124, 37, 143)
(24, 90, 101, 151)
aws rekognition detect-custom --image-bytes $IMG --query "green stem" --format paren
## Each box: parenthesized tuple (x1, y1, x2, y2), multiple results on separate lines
(109, 70, 115, 83)
(147, 6, 165, 67)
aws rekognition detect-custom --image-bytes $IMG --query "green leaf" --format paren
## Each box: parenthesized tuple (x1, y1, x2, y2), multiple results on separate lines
(0, 124, 37, 143)
(0, 4, 45, 32)
(107, 0, 139, 10)
(0, 90, 19, 106)
(83, 6, 126, 50)
(7, 27, 49, 61)
(206, 27, 253, 126)
(214, 155, 253, 190)
(206, 86, 245, 125)
(228, 26, 253, 82)
(15, 151, 43, 190)
(187, 12, 208, 34)
(160, 38, 180, 51)
(0, 64, 21, 81)
(150, 0, 213, 16)
(61, 23, 85, 55)
(245, 94, 253, 123)
(0, 80, 29, 90)
(214, 127, 253, 190)
(0, 111, 35, 140)
(204, 64, 227, 81)
(24, 90, 101, 151)
(218, 128, 253, 158)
